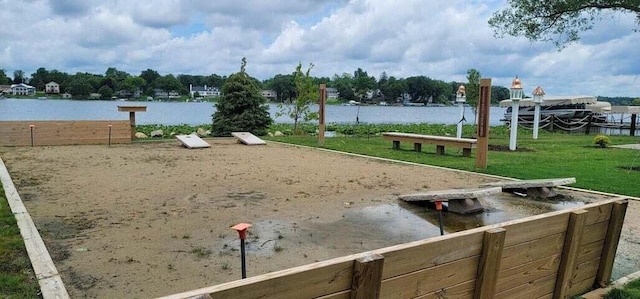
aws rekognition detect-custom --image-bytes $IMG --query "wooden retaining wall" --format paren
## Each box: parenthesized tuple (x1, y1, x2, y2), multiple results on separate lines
(0, 120, 131, 146)
(159, 198, 628, 299)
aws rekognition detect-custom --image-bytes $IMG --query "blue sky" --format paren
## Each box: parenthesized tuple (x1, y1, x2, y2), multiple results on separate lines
(1, 0, 638, 97)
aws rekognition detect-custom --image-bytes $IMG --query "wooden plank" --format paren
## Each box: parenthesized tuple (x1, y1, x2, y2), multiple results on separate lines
(380, 256, 480, 299)
(474, 228, 506, 299)
(583, 203, 612, 225)
(553, 210, 587, 299)
(232, 132, 266, 145)
(496, 254, 561, 293)
(0, 120, 131, 146)
(566, 276, 597, 299)
(398, 187, 502, 202)
(495, 274, 556, 299)
(117, 105, 147, 112)
(317, 290, 350, 299)
(596, 200, 628, 287)
(577, 240, 605, 264)
(351, 253, 384, 299)
(580, 221, 609, 246)
(382, 132, 477, 144)
(413, 280, 475, 299)
(481, 177, 576, 189)
(500, 213, 569, 247)
(0, 158, 70, 298)
(500, 233, 565, 270)
(571, 259, 600, 285)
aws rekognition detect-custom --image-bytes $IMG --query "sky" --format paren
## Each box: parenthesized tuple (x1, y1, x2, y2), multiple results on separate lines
(1, 0, 639, 97)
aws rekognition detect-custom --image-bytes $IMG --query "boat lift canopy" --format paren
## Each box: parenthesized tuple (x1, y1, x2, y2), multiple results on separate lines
(499, 95, 598, 108)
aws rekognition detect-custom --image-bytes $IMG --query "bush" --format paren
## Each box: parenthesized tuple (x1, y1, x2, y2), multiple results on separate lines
(593, 134, 611, 148)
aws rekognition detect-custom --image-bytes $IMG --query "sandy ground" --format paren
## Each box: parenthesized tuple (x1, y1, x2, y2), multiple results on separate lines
(0, 138, 637, 298)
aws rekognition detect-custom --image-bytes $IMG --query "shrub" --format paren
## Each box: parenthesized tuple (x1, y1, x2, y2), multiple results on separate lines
(593, 134, 611, 148)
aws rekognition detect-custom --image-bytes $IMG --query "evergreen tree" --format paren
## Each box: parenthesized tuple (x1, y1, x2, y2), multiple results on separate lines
(212, 58, 272, 136)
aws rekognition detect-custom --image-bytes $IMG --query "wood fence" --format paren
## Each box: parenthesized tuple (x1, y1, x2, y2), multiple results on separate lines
(0, 121, 131, 146)
(158, 198, 628, 299)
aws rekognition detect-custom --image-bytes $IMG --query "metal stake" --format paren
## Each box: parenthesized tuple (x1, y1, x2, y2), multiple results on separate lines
(231, 223, 252, 279)
(435, 200, 444, 236)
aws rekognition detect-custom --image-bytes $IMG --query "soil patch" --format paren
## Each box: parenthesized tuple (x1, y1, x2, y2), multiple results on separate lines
(0, 139, 634, 298)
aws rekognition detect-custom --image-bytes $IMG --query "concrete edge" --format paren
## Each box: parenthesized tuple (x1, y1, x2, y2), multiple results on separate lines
(0, 157, 70, 299)
(266, 140, 638, 201)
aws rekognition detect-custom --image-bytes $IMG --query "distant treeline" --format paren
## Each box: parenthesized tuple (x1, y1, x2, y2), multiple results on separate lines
(598, 96, 639, 106)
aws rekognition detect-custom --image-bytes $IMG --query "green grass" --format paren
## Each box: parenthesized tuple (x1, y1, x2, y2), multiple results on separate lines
(264, 123, 640, 197)
(603, 278, 640, 298)
(0, 185, 40, 298)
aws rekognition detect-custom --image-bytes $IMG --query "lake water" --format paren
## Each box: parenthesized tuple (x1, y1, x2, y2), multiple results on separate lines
(0, 98, 507, 126)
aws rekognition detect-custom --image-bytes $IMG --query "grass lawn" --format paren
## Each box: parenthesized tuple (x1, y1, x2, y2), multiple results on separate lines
(603, 278, 640, 298)
(264, 124, 640, 197)
(0, 185, 40, 298)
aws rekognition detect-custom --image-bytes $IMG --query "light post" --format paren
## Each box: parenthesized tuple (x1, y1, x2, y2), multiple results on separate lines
(509, 76, 523, 151)
(532, 86, 545, 140)
(455, 85, 466, 139)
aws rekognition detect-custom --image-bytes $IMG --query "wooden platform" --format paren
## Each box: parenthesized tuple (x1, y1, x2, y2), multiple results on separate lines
(231, 132, 266, 145)
(176, 134, 211, 149)
(382, 132, 476, 157)
(399, 187, 502, 214)
(481, 177, 576, 198)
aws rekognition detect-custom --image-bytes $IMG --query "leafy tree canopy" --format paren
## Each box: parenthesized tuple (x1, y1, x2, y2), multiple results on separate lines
(276, 62, 318, 133)
(489, 0, 640, 48)
(212, 58, 272, 136)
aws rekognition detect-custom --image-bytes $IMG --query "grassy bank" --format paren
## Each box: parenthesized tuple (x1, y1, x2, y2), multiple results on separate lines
(0, 185, 40, 298)
(264, 123, 640, 197)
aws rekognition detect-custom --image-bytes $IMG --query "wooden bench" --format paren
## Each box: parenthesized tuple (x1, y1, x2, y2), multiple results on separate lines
(382, 132, 477, 157)
(481, 177, 576, 198)
(399, 187, 502, 214)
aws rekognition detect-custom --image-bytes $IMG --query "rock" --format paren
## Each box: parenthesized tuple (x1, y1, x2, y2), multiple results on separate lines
(196, 128, 208, 137)
(150, 129, 163, 137)
(274, 131, 285, 137)
(268, 132, 274, 137)
(135, 132, 148, 139)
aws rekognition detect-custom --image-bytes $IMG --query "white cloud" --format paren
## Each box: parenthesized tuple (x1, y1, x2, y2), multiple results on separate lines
(0, 0, 638, 96)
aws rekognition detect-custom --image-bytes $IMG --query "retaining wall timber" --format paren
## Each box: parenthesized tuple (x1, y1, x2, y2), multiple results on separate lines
(158, 198, 628, 299)
(0, 120, 131, 146)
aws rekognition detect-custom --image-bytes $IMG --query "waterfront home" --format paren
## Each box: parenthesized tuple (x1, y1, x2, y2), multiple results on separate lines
(0, 85, 10, 95)
(10, 83, 36, 96)
(45, 81, 60, 94)
(261, 89, 277, 100)
(326, 87, 339, 99)
(189, 85, 221, 98)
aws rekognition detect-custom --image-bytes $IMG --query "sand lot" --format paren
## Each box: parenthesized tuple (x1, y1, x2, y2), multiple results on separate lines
(0, 139, 636, 298)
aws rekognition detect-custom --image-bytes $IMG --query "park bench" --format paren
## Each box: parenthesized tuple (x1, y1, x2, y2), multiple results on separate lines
(382, 132, 477, 157)
(481, 177, 576, 198)
(399, 187, 502, 214)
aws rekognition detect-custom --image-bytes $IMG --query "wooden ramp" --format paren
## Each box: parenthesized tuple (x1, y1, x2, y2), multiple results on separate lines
(176, 134, 211, 149)
(399, 187, 502, 214)
(481, 177, 576, 198)
(231, 132, 266, 145)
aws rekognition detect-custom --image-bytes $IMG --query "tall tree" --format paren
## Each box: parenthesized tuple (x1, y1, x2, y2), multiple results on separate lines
(212, 58, 272, 136)
(488, 0, 640, 48)
(140, 69, 160, 95)
(353, 68, 376, 102)
(266, 74, 296, 102)
(332, 73, 356, 102)
(276, 63, 319, 134)
(466, 69, 482, 122)
(12, 70, 26, 84)
(30, 67, 50, 90)
(0, 69, 10, 85)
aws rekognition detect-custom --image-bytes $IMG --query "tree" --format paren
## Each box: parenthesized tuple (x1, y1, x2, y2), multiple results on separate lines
(212, 58, 272, 136)
(276, 63, 319, 134)
(266, 74, 295, 102)
(98, 85, 114, 100)
(332, 73, 356, 102)
(0, 69, 10, 85)
(466, 69, 481, 109)
(30, 67, 50, 91)
(353, 68, 376, 102)
(140, 69, 160, 95)
(13, 70, 26, 84)
(155, 74, 182, 95)
(488, 0, 640, 48)
(67, 78, 93, 99)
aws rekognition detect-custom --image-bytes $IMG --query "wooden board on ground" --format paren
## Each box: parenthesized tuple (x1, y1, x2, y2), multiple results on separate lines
(232, 132, 266, 145)
(399, 187, 502, 202)
(481, 178, 576, 198)
(176, 134, 211, 149)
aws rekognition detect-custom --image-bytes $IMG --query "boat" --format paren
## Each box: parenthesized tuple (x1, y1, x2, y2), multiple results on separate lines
(500, 95, 610, 122)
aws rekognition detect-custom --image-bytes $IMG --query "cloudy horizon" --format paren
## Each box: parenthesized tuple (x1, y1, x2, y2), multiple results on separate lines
(1, 0, 638, 97)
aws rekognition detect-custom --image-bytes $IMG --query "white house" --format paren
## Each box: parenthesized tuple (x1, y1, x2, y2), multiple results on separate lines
(261, 89, 277, 100)
(45, 81, 60, 94)
(10, 83, 36, 96)
(190, 85, 221, 98)
(326, 87, 339, 99)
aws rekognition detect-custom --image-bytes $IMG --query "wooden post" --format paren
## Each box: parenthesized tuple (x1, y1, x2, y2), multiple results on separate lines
(474, 227, 505, 299)
(319, 84, 327, 146)
(596, 200, 628, 287)
(475, 79, 491, 169)
(630, 114, 636, 137)
(351, 253, 384, 299)
(553, 210, 587, 299)
(118, 106, 147, 140)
